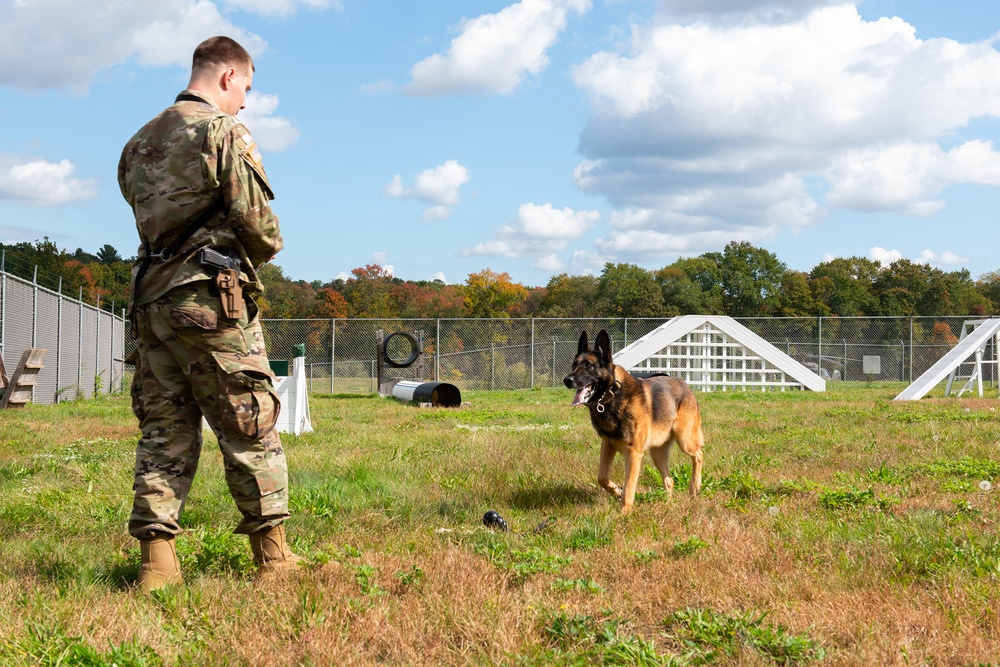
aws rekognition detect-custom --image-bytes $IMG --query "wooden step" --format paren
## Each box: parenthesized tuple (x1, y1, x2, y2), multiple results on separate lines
(1, 348, 47, 409)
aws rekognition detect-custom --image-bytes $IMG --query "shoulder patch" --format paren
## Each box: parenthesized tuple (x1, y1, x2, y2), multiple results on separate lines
(243, 136, 264, 168)
(235, 126, 274, 200)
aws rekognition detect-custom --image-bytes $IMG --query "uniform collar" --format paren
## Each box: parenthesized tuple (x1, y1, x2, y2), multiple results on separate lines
(174, 89, 215, 107)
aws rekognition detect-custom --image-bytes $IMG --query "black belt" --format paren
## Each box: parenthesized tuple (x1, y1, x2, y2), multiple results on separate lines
(129, 203, 221, 335)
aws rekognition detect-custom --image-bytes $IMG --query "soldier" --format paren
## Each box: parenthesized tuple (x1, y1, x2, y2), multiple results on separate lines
(119, 36, 299, 592)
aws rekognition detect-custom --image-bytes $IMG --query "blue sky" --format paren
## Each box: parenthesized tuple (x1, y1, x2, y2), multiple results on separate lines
(2, 0, 1000, 288)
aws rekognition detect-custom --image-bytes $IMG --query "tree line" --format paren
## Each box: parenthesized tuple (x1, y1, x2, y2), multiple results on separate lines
(4, 238, 1000, 320)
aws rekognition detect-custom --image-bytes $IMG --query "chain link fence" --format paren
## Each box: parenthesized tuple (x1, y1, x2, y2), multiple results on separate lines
(2, 255, 995, 406)
(1, 267, 128, 404)
(259, 315, 997, 395)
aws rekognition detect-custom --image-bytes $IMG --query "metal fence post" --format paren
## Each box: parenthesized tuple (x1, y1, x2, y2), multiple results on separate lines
(1, 250, 5, 362)
(56, 277, 62, 403)
(95, 295, 101, 396)
(121, 307, 127, 393)
(908, 316, 914, 382)
(817, 316, 823, 374)
(436, 318, 441, 381)
(78, 286, 84, 398)
(552, 336, 557, 387)
(330, 318, 335, 393)
(32, 265, 38, 348)
(530, 318, 535, 389)
(109, 301, 115, 393)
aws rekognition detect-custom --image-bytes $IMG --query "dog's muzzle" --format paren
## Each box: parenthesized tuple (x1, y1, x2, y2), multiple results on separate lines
(565, 376, 595, 407)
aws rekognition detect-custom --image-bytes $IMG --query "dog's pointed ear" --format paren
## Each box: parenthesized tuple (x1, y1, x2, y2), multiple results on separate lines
(577, 331, 590, 355)
(595, 330, 612, 363)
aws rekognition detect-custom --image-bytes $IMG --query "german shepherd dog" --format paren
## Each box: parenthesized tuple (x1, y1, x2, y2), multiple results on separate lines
(564, 330, 704, 513)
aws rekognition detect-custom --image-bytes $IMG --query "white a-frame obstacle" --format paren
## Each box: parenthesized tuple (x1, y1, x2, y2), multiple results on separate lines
(613, 315, 826, 392)
(894, 318, 1000, 401)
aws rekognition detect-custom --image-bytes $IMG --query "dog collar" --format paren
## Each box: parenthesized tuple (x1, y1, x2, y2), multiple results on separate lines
(593, 379, 622, 414)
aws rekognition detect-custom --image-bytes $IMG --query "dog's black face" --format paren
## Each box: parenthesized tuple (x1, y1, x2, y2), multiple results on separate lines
(564, 330, 615, 407)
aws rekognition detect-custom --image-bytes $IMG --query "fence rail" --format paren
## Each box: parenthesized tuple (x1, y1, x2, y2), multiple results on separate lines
(1, 259, 995, 405)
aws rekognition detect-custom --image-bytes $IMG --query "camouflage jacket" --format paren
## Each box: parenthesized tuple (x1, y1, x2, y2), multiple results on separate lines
(119, 89, 283, 308)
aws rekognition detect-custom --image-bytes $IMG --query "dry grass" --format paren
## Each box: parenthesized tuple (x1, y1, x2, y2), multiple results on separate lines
(2, 382, 1000, 665)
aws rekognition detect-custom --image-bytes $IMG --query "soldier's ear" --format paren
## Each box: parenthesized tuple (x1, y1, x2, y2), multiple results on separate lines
(595, 330, 612, 364)
(577, 331, 589, 355)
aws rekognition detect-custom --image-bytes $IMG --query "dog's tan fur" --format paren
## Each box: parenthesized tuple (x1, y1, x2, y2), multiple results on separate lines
(564, 329, 704, 513)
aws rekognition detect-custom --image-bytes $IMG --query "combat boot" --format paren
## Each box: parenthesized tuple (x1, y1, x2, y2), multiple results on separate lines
(249, 524, 303, 575)
(137, 533, 182, 592)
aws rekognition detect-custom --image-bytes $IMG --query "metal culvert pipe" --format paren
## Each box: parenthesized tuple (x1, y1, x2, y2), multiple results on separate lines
(392, 380, 462, 407)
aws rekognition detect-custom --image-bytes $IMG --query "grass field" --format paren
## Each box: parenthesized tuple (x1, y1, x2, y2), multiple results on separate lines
(2, 382, 1000, 666)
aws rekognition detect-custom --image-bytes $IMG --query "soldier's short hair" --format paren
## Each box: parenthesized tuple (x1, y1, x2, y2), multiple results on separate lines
(192, 36, 255, 75)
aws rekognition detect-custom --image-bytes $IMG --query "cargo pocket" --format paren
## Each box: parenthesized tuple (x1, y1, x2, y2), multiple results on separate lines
(170, 304, 218, 330)
(130, 364, 145, 422)
(214, 354, 280, 439)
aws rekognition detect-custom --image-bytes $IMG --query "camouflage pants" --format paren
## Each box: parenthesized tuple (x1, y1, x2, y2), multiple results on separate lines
(129, 280, 289, 539)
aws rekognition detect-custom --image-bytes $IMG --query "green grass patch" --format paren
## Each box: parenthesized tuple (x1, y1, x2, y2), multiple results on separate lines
(3, 386, 1000, 664)
(1, 624, 161, 667)
(664, 607, 825, 664)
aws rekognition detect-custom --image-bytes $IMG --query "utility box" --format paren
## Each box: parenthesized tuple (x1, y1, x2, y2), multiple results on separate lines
(863, 355, 881, 375)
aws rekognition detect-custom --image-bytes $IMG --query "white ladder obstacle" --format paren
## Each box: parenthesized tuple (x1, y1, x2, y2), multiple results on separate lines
(894, 319, 1000, 401)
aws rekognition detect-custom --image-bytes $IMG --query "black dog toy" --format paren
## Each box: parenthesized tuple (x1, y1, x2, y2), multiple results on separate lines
(483, 510, 509, 532)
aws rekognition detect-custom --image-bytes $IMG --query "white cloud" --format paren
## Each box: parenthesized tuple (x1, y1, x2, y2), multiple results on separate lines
(826, 140, 1000, 214)
(568, 249, 603, 275)
(0, 0, 336, 92)
(406, 0, 591, 96)
(422, 206, 452, 223)
(382, 160, 471, 221)
(570, 3, 1000, 263)
(462, 202, 598, 259)
(414, 161, 470, 205)
(868, 247, 903, 265)
(501, 203, 598, 239)
(919, 249, 970, 266)
(382, 175, 406, 198)
(534, 254, 566, 272)
(428, 271, 449, 283)
(0, 1, 270, 91)
(238, 92, 301, 152)
(359, 79, 397, 95)
(221, 0, 342, 18)
(868, 246, 969, 268)
(657, 0, 844, 22)
(940, 251, 969, 265)
(0, 158, 98, 206)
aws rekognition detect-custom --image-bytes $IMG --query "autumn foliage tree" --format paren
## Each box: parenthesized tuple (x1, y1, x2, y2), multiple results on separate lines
(597, 263, 664, 317)
(463, 269, 528, 318)
(6, 237, 1000, 319)
(345, 264, 396, 319)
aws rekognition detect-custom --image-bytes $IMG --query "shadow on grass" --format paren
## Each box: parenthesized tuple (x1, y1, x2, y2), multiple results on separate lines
(26, 548, 138, 592)
(507, 483, 599, 510)
(98, 558, 139, 592)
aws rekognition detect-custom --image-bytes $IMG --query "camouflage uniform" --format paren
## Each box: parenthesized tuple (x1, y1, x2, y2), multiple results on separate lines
(119, 89, 287, 539)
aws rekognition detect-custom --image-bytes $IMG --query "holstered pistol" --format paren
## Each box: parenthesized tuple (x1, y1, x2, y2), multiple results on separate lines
(215, 268, 245, 320)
